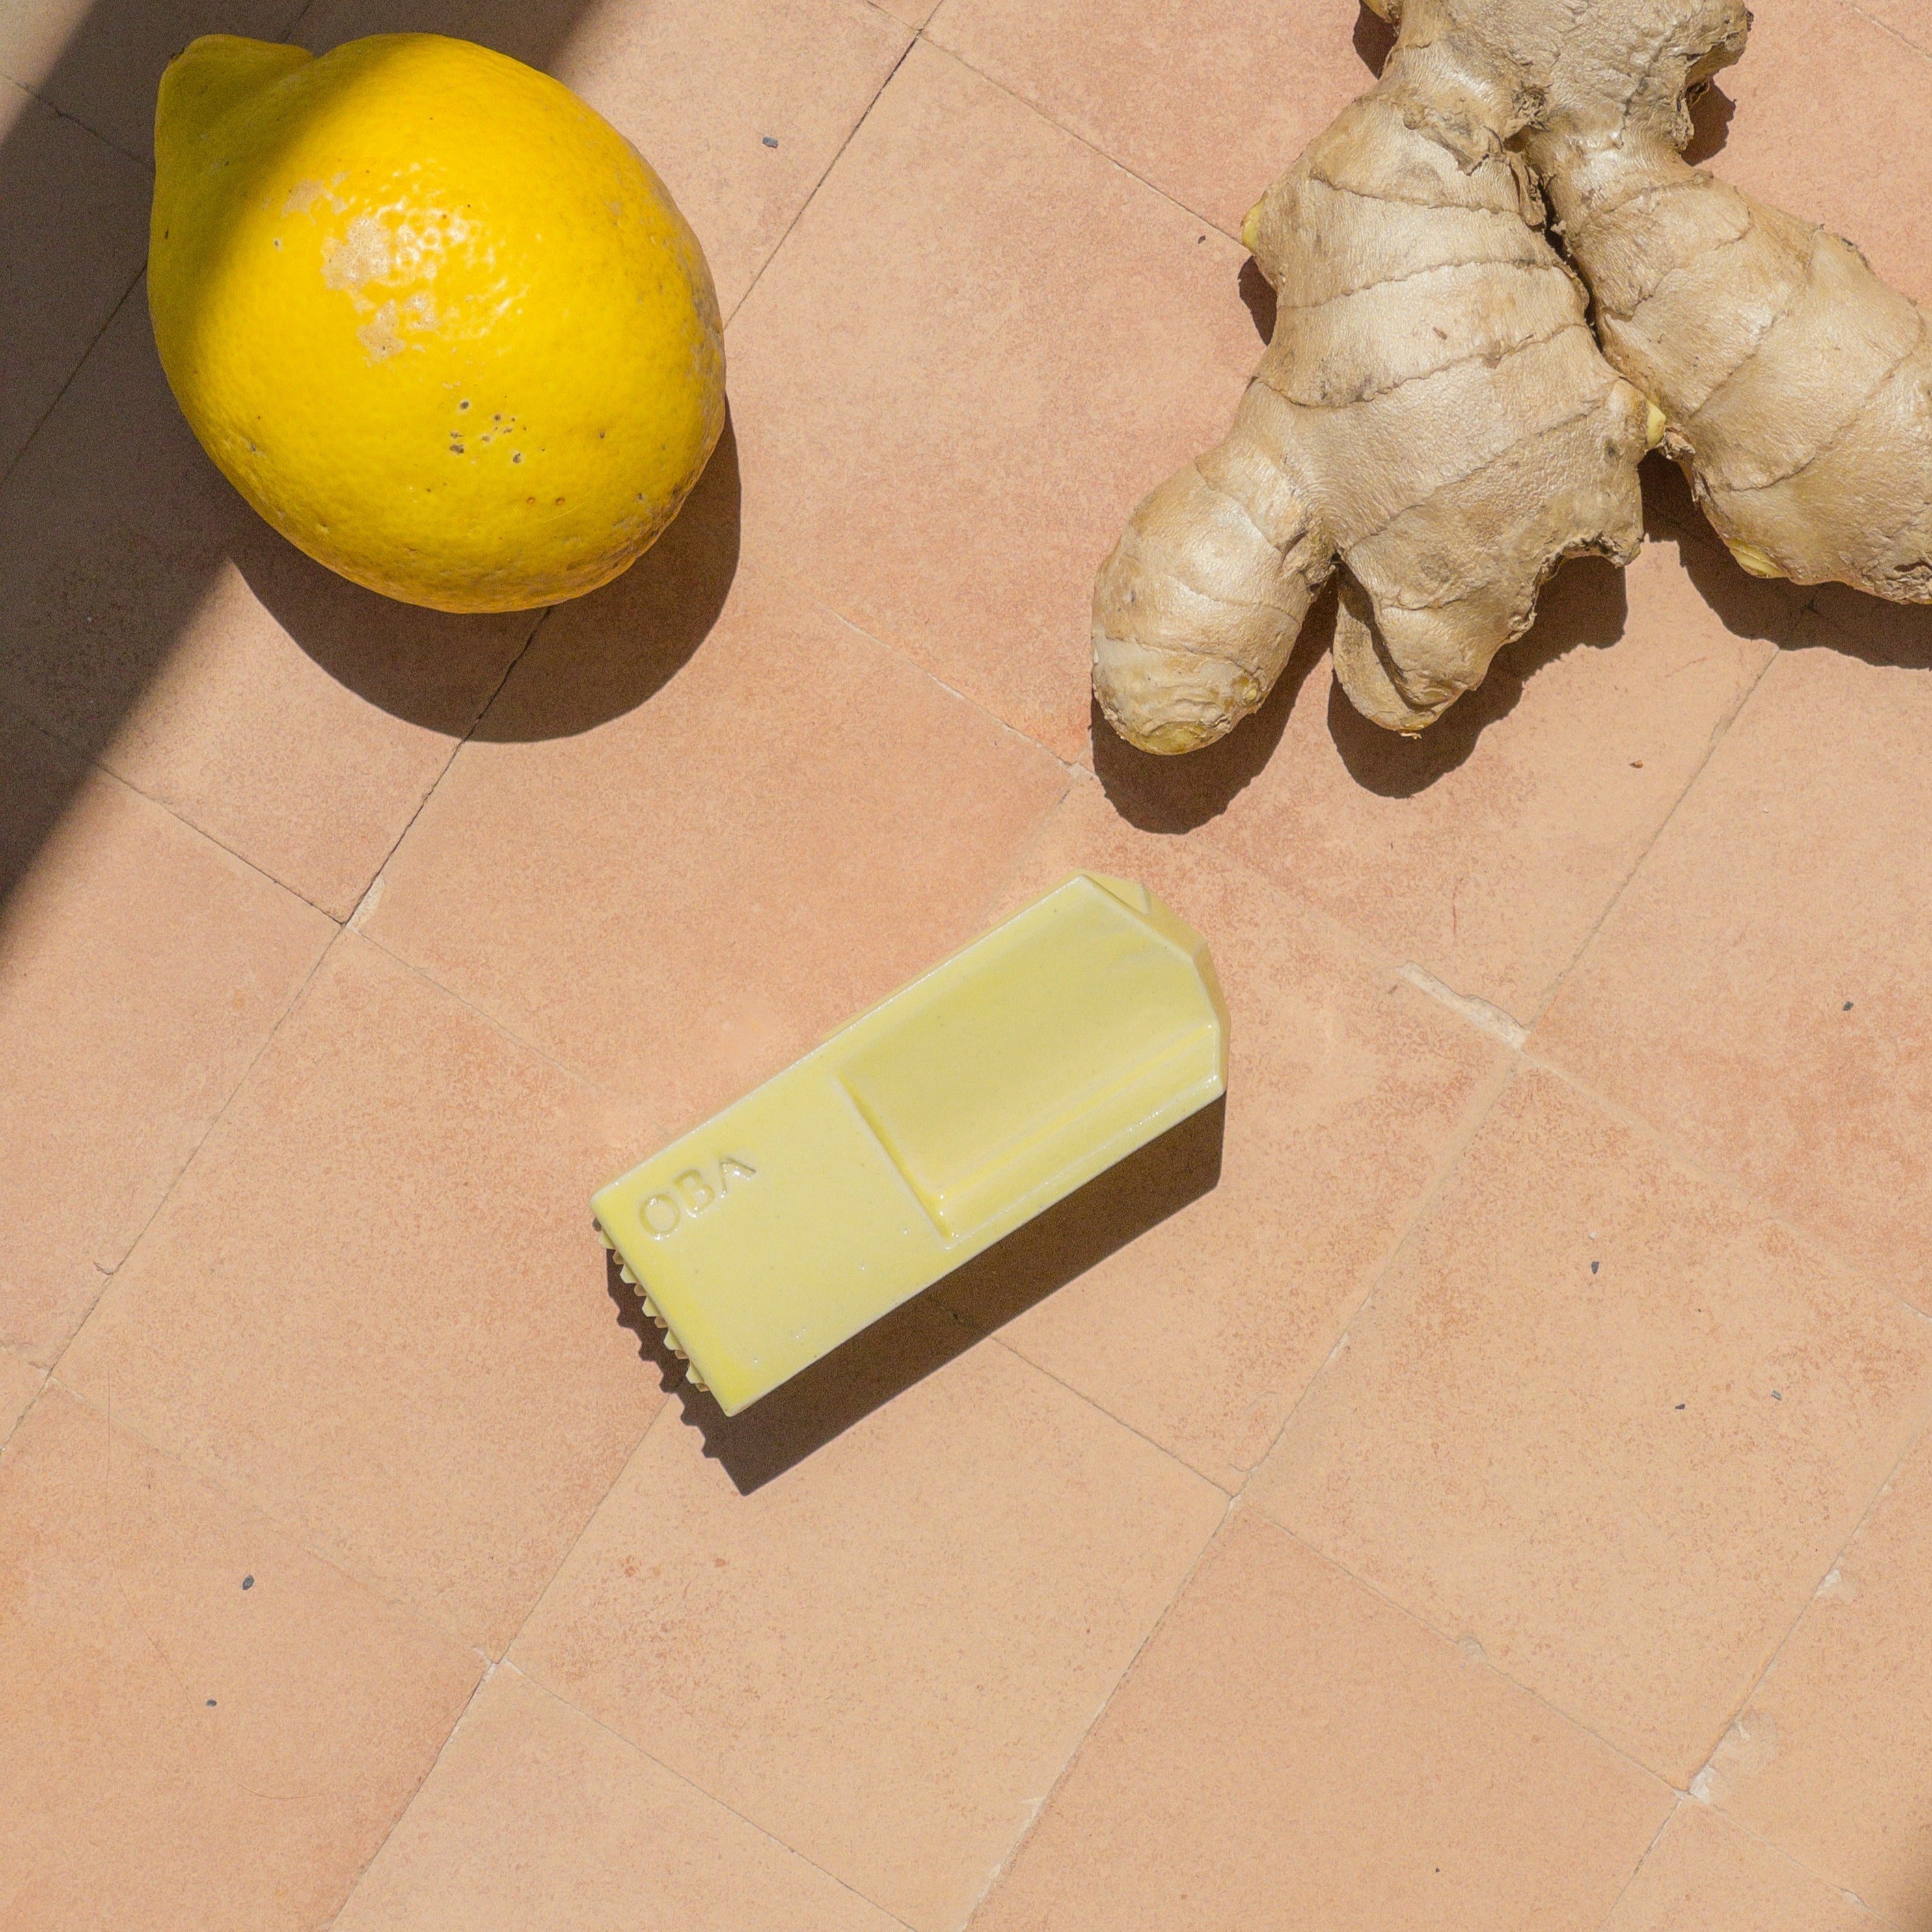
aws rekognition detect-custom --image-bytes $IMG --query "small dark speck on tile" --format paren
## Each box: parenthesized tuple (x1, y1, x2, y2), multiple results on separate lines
(1844, 1000, 1853, 1011)
(206, 1698, 216, 1707)
(1197, 234, 1206, 243)
(242, 1575, 254, 1590)
(761, 134, 778, 148)
(1676, 1402, 1686, 1410)
(1772, 1389, 1782, 1400)
(459, 399, 470, 411)
(1590, 1260, 1599, 1275)
(1630, 759, 1644, 768)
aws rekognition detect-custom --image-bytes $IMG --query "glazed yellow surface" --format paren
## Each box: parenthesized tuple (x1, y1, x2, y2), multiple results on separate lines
(150, 33, 724, 612)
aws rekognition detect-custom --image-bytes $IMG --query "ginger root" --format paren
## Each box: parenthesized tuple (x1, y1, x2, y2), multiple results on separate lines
(1092, 0, 1656, 751)
(1511, 0, 1932, 603)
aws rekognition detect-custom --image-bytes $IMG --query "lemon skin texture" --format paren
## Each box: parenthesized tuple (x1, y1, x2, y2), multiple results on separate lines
(150, 34, 726, 613)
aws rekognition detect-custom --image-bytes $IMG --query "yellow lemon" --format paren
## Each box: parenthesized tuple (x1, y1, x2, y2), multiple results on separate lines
(150, 33, 725, 612)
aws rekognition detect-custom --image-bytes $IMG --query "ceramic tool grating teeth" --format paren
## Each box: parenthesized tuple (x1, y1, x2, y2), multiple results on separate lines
(587, 1216, 707, 1393)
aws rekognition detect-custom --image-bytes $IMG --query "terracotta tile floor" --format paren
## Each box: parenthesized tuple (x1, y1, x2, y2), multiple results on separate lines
(3, 1, 1929, 1926)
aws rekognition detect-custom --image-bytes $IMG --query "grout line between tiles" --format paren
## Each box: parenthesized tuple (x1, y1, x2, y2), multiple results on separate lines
(719, 31, 919, 332)
(1220, 1049, 1523, 1491)
(0, 71, 150, 169)
(34, 916, 340, 1395)
(334, 597, 553, 908)
(976, 1319, 1236, 1493)
(0, 1357, 51, 1459)
(1256, 1507, 1681, 1794)
(854, 0, 925, 33)
(2, 681, 355, 929)
(452, 1659, 921, 1932)
(916, 31, 1244, 246)
(1590, 1793, 1687, 1932)
(446, 1400, 916, 1924)
(491, 1396, 679, 1667)
(957, 1493, 1238, 1927)
(765, 555, 1091, 771)
(0, 262, 146, 497)
(1518, 1041, 1932, 1326)
(1667, 1799, 1910, 1929)
(1197, 619, 1932, 1328)
(318, 1657, 503, 1932)
(1509, 587, 1809, 1031)
(957, 769, 1078, 919)
(349, 920, 620, 1098)
(1680, 1390, 1932, 1808)
(35, 1363, 499, 1662)
(1836, 0, 1932, 66)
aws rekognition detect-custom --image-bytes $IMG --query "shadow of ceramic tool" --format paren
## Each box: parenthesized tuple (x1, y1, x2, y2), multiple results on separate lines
(607, 1097, 1227, 1493)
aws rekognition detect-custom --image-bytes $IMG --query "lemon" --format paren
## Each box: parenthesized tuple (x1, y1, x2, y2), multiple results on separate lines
(150, 34, 725, 612)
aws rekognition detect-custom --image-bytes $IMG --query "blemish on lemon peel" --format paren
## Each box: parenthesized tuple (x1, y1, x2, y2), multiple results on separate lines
(357, 300, 405, 362)
(147, 31, 724, 612)
(321, 213, 392, 291)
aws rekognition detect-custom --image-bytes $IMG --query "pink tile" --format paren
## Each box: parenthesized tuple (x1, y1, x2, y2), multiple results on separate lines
(0, 1350, 44, 1446)
(726, 39, 1265, 760)
(365, 557, 1067, 1132)
(1603, 1801, 1883, 1932)
(929, 0, 1378, 234)
(1849, 0, 1932, 62)
(1715, 0, 1932, 303)
(1535, 627, 1932, 1307)
(59, 934, 665, 1652)
(936, 774, 1507, 1487)
(0, 84, 148, 478)
(512, 1307, 1225, 1929)
(1, 712, 333, 1366)
(0, 0, 301, 161)
(0, 1385, 481, 1929)
(973, 1510, 1671, 1931)
(333, 1664, 902, 1932)
(0, 295, 541, 918)
(1705, 1424, 1932, 1924)
(299, 0, 910, 320)
(1249, 1067, 1932, 1784)
(1112, 521, 1797, 1024)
